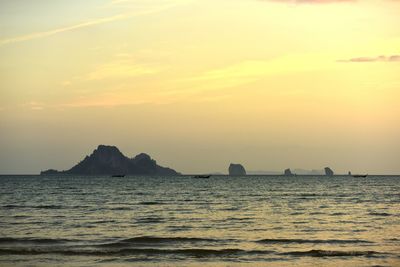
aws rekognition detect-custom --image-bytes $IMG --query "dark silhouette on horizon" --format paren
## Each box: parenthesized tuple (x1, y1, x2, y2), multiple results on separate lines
(41, 145, 180, 176)
(284, 168, 294, 176)
(229, 163, 246, 176)
(324, 167, 334, 177)
(193, 175, 211, 179)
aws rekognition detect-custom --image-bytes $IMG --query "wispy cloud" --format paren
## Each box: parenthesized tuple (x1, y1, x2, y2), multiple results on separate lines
(104, 0, 190, 8)
(338, 55, 400, 63)
(110, 0, 131, 5)
(21, 101, 45, 111)
(263, 0, 355, 4)
(85, 61, 159, 81)
(176, 61, 273, 93)
(77, 52, 161, 81)
(0, 14, 127, 47)
(59, 86, 185, 108)
(60, 94, 150, 108)
(182, 54, 332, 91)
(0, 0, 187, 47)
(262, 0, 400, 4)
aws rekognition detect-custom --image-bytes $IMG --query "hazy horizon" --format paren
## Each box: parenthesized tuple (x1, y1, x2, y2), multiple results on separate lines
(1, 0, 400, 175)
(0, 143, 399, 175)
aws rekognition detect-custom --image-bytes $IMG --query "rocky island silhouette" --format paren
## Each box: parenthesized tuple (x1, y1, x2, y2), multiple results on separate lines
(41, 146, 339, 177)
(228, 163, 247, 176)
(41, 145, 180, 176)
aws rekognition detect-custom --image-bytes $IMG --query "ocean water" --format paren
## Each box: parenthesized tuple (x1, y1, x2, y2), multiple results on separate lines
(0, 175, 399, 267)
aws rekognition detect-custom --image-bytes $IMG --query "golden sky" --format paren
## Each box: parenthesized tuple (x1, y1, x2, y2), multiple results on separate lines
(0, 0, 399, 174)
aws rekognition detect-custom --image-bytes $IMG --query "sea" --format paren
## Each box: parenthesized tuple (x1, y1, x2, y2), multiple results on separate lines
(0, 175, 399, 266)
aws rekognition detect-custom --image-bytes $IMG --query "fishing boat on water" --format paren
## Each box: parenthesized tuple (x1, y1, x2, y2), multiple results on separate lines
(352, 174, 368, 178)
(193, 175, 211, 179)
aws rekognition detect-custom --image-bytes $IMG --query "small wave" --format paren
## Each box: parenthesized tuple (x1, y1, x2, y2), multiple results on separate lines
(281, 249, 382, 257)
(369, 212, 392, 217)
(226, 217, 253, 222)
(289, 212, 303, 216)
(2, 205, 21, 209)
(299, 193, 318, 197)
(91, 220, 116, 224)
(12, 215, 30, 219)
(331, 212, 347, 216)
(0, 237, 73, 244)
(309, 212, 324, 215)
(352, 229, 367, 233)
(98, 236, 226, 248)
(135, 217, 165, 224)
(110, 207, 131, 210)
(2, 204, 65, 209)
(123, 236, 220, 243)
(219, 207, 240, 211)
(35, 205, 64, 209)
(138, 201, 164, 205)
(256, 238, 373, 244)
(0, 248, 273, 257)
(167, 225, 192, 232)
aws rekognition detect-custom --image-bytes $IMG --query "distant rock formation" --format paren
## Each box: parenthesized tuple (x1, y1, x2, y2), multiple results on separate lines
(246, 170, 281, 175)
(229, 163, 246, 176)
(324, 167, 334, 177)
(284, 168, 293, 176)
(348, 171, 352, 176)
(293, 169, 324, 175)
(40, 169, 59, 175)
(41, 145, 180, 176)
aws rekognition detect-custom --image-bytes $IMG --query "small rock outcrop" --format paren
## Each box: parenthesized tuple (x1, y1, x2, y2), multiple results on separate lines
(40, 169, 59, 175)
(228, 163, 246, 176)
(284, 168, 293, 176)
(324, 167, 334, 177)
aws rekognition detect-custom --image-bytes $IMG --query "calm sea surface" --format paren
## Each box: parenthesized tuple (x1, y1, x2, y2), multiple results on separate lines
(0, 175, 399, 266)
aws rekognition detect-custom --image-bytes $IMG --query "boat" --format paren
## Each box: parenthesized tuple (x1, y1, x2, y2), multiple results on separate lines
(111, 174, 125, 177)
(352, 174, 368, 178)
(193, 175, 211, 179)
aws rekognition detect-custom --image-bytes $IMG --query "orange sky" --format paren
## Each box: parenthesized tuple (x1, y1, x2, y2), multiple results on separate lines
(0, 0, 399, 174)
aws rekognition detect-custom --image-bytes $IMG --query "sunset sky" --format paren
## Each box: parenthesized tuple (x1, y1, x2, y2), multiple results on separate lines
(0, 0, 399, 174)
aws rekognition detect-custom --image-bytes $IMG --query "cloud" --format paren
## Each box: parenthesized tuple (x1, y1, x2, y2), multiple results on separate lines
(85, 61, 158, 81)
(0, 14, 128, 47)
(263, 0, 355, 4)
(178, 54, 334, 92)
(82, 53, 160, 81)
(263, 0, 400, 4)
(21, 101, 45, 111)
(0, 0, 187, 47)
(109, 0, 131, 4)
(338, 55, 400, 63)
(59, 88, 179, 108)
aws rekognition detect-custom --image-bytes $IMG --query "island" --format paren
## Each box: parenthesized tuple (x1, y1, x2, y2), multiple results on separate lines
(284, 168, 294, 176)
(228, 163, 246, 176)
(41, 145, 180, 176)
(324, 167, 334, 177)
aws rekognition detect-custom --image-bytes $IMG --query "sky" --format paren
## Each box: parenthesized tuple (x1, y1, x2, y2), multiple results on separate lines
(0, 0, 399, 174)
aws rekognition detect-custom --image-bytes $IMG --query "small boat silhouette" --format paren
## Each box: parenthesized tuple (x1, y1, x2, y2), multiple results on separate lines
(111, 174, 125, 177)
(352, 174, 368, 178)
(193, 175, 211, 179)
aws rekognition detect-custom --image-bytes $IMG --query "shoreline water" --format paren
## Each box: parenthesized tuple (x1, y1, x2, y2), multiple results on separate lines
(1, 175, 399, 266)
